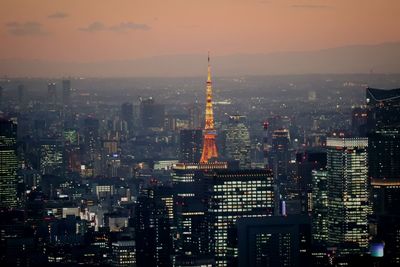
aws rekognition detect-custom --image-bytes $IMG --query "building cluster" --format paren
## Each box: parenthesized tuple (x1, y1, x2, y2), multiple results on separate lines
(0, 63, 399, 267)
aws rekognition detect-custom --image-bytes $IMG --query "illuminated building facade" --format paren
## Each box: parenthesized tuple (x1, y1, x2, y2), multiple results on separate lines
(39, 139, 64, 176)
(205, 169, 275, 266)
(111, 241, 136, 267)
(200, 54, 218, 163)
(0, 119, 18, 208)
(172, 162, 227, 262)
(311, 169, 328, 245)
(326, 137, 369, 254)
(225, 115, 251, 169)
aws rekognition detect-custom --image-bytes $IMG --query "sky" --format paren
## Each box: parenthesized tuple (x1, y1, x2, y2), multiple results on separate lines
(1, 0, 400, 63)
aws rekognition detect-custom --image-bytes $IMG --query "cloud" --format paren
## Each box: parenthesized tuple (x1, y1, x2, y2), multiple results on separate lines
(79, 21, 106, 32)
(5, 21, 48, 36)
(109, 22, 150, 32)
(79, 21, 150, 33)
(292, 4, 331, 9)
(48, 12, 69, 19)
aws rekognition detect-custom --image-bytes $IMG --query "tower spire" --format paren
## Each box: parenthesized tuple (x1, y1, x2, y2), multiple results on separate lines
(200, 53, 218, 163)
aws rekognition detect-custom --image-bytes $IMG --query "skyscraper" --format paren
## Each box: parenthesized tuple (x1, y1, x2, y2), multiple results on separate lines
(326, 137, 369, 255)
(225, 115, 251, 169)
(366, 88, 400, 265)
(140, 97, 165, 130)
(47, 82, 57, 106)
(179, 129, 203, 163)
(0, 119, 18, 208)
(206, 169, 275, 266)
(121, 102, 134, 132)
(200, 53, 218, 163)
(311, 169, 328, 246)
(271, 129, 290, 184)
(366, 87, 400, 132)
(62, 79, 71, 106)
(237, 215, 311, 267)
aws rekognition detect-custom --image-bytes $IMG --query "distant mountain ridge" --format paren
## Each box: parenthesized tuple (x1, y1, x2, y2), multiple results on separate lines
(1, 42, 399, 78)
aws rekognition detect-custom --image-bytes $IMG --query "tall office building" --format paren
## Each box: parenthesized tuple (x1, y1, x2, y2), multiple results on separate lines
(271, 129, 290, 184)
(111, 241, 136, 267)
(83, 117, 100, 158)
(39, 139, 64, 175)
(47, 82, 57, 106)
(0, 119, 18, 208)
(237, 215, 311, 267)
(62, 79, 71, 106)
(134, 188, 172, 267)
(179, 129, 203, 163)
(263, 121, 271, 169)
(366, 88, 400, 265)
(172, 162, 228, 262)
(225, 115, 251, 169)
(140, 97, 165, 130)
(121, 102, 134, 131)
(311, 169, 328, 246)
(326, 137, 369, 255)
(205, 169, 275, 266)
(366, 87, 400, 132)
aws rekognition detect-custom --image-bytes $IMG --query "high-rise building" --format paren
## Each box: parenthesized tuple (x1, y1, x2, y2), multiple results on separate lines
(39, 139, 64, 176)
(368, 128, 400, 181)
(179, 129, 203, 163)
(326, 137, 369, 255)
(237, 215, 311, 267)
(62, 79, 71, 106)
(83, 117, 100, 158)
(47, 82, 57, 106)
(366, 87, 400, 132)
(111, 241, 136, 267)
(171, 162, 228, 261)
(205, 169, 275, 266)
(0, 119, 18, 208)
(140, 97, 165, 130)
(271, 129, 290, 184)
(200, 54, 218, 163)
(311, 169, 328, 246)
(225, 115, 251, 169)
(134, 188, 172, 267)
(263, 121, 271, 169)
(121, 102, 134, 131)
(351, 107, 368, 136)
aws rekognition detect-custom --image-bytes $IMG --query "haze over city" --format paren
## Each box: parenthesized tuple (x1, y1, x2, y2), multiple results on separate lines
(1, 0, 400, 76)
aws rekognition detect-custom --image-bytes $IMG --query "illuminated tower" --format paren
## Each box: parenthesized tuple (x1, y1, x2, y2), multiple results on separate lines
(200, 53, 218, 163)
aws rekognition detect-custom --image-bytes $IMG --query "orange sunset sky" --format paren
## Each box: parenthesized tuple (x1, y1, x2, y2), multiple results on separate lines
(1, 0, 400, 63)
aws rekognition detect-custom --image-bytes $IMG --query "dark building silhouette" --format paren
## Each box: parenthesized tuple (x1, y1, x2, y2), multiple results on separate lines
(134, 187, 172, 267)
(179, 129, 202, 163)
(271, 129, 290, 185)
(237, 215, 311, 267)
(62, 79, 71, 106)
(140, 97, 165, 130)
(366, 87, 400, 132)
(121, 102, 134, 132)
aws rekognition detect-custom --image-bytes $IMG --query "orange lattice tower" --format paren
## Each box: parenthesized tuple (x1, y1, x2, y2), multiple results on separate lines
(200, 53, 219, 163)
